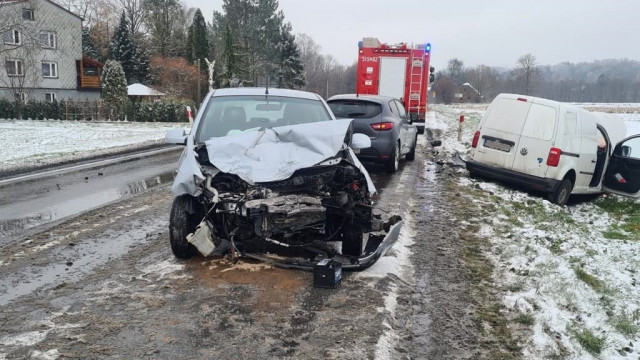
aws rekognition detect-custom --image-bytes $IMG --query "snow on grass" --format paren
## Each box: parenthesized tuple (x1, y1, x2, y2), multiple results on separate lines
(433, 103, 640, 359)
(0, 120, 189, 172)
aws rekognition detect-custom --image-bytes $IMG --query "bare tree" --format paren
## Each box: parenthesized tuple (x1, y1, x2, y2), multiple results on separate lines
(117, 0, 145, 36)
(515, 53, 539, 95)
(432, 74, 456, 104)
(465, 65, 499, 102)
(447, 58, 464, 85)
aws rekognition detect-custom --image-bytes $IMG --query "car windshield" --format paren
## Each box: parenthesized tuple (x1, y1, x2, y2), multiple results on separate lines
(327, 99, 382, 119)
(195, 95, 332, 142)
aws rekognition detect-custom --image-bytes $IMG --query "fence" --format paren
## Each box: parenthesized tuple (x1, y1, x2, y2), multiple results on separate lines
(0, 98, 195, 122)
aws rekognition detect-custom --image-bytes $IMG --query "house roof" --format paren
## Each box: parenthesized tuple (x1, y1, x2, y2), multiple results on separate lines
(0, 0, 83, 20)
(127, 83, 166, 97)
(82, 56, 103, 67)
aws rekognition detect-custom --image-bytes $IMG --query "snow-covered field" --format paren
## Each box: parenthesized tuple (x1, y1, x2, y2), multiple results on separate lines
(0, 120, 189, 173)
(430, 103, 640, 359)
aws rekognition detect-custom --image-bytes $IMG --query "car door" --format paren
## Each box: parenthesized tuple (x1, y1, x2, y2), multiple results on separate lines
(602, 135, 640, 197)
(393, 100, 416, 154)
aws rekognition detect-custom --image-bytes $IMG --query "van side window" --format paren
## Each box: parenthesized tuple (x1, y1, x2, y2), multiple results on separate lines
(564, 111, 577, 135)
(521, 104, 557, 141)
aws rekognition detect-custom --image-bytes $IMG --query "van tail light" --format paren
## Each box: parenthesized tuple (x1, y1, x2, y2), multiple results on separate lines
(471, 131, 480, 148)
(371, 122, 394, 131)
(547, 147, 561, 167)
(517, 97, 528, 102)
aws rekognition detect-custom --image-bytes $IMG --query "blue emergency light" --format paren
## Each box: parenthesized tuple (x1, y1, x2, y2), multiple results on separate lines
(425, 43, 431, 52)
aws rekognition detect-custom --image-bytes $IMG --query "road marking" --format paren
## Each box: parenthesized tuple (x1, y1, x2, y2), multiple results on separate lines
(0, 146, 182, 187)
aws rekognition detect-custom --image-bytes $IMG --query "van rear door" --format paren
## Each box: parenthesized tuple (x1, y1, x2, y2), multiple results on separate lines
(472, 97, 531, 170)
(511, 102, 558, 178)
(602, 135, 640, 197)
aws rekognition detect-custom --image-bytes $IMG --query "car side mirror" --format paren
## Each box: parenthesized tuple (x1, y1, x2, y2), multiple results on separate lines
(621, 145, 632, 157)
(166, 128, 187, 145)
(351, 133, 371, 150)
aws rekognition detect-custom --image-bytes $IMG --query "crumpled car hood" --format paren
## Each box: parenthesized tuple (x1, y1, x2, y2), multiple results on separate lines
(204, 119, 350, 183)
(172, 119, 376, 196)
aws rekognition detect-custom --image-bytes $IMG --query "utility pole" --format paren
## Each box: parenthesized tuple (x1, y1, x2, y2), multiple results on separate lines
(326, 79, 329, 99)
(197, 59, 201, 104)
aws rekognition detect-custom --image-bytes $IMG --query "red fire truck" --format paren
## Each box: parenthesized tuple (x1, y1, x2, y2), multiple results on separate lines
(356, 38, 434, 133)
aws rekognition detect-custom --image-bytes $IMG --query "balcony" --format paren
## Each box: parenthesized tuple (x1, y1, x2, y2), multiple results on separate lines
(76, 56, 103, 90)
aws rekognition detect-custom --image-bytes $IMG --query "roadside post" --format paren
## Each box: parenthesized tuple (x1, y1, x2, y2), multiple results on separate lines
(186, 106, 194, 126)
(458, 113, 464, 142)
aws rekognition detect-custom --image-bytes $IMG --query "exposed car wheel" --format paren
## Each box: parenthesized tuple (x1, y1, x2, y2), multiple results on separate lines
(169, 195, 202, 259)
(406, 134, 418, 161)
(342, 230, 364, 257)
(547, 179, 573, 206)
(385, 142, 400, 173)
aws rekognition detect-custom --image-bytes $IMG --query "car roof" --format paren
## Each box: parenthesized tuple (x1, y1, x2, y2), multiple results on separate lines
(327, 94, 396, 104)
(211, 87, 323, 100)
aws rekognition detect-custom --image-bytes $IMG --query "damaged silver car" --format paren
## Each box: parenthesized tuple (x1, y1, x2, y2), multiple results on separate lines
(165, 88, 402, 270)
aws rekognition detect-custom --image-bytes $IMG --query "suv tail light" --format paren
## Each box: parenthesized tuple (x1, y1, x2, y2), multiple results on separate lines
(371, 122, 394, 131)
(471, 131, 480, 148)
(547, 147, 561, 167)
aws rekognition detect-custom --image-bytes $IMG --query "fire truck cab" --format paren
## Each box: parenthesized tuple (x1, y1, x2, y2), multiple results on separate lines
(356, 37, 434, 133)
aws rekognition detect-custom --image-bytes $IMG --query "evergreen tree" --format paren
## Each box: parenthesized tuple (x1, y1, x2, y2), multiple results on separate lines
(131, 45, 150, 84)
(101, 60, 128, 118)
(277, 24, 305, 89)
(82, 26, 100, 61)
(189, 9, 209, 71)
(109, 12, 136, 83)
(221, 21, 243, 86)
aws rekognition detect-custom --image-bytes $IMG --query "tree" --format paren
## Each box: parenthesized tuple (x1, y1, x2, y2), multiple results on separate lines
(515, 53, 539, 95)
(220, 21, 244, 86)
(109, 12, 136, 81)
(149, 55, 200, 100)
(432, 74, 456, 104)
(465, 65, 499, 102)
(187, 8, 209, 70)
(447, 58, 464, 85)
(109, 11, 148, 84)
(117, 0, 145, 38)
(82, 26, 101, 60)
(143, 0, 192, 57)
(213, 0, 285, 84)
(100, 60, 128, 119)
(276, 24, 304, 89)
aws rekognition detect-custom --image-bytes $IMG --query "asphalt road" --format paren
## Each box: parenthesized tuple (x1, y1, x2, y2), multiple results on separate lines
(0, 140, 495, 359)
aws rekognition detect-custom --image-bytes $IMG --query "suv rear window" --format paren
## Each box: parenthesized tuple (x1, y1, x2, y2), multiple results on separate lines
(327, 100, 382, 119)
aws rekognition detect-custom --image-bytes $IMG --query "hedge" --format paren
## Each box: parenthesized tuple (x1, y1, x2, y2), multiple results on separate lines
(0, 97, 195, 122)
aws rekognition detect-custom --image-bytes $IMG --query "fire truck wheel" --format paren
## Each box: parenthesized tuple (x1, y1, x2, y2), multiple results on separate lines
(385, 142, 400, 173)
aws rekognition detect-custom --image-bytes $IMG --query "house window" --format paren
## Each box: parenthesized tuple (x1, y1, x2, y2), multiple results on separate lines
(45, 92, 57, 102)
(22, 9, 34, 21)
(40, 32, 56, 49)
(14, 92, 27, 102)
(3, 30, 21, 45)
(5, 59, 24, 76)
(42, 61, 58, 78)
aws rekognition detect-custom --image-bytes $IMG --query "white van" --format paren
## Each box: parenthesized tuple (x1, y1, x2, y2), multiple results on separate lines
(466, 93, 640, 205)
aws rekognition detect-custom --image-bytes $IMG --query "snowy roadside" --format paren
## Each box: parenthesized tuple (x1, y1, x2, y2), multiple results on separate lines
(430, 103, 640, 359)
(0, 120, 188, 174)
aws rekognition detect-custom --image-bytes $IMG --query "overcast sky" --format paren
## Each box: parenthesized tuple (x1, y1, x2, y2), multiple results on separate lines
(190, 0, 640, 71)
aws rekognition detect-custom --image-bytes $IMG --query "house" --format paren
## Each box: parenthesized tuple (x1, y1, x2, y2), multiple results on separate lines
(0, 0, 102, 102)
(453, 82, 482, 103)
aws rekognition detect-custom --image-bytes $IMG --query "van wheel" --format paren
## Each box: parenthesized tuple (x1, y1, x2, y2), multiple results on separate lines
(548, 179, 572, 206)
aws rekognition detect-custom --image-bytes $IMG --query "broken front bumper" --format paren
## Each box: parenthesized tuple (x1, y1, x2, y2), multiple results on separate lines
(241, 220, 403, 271)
